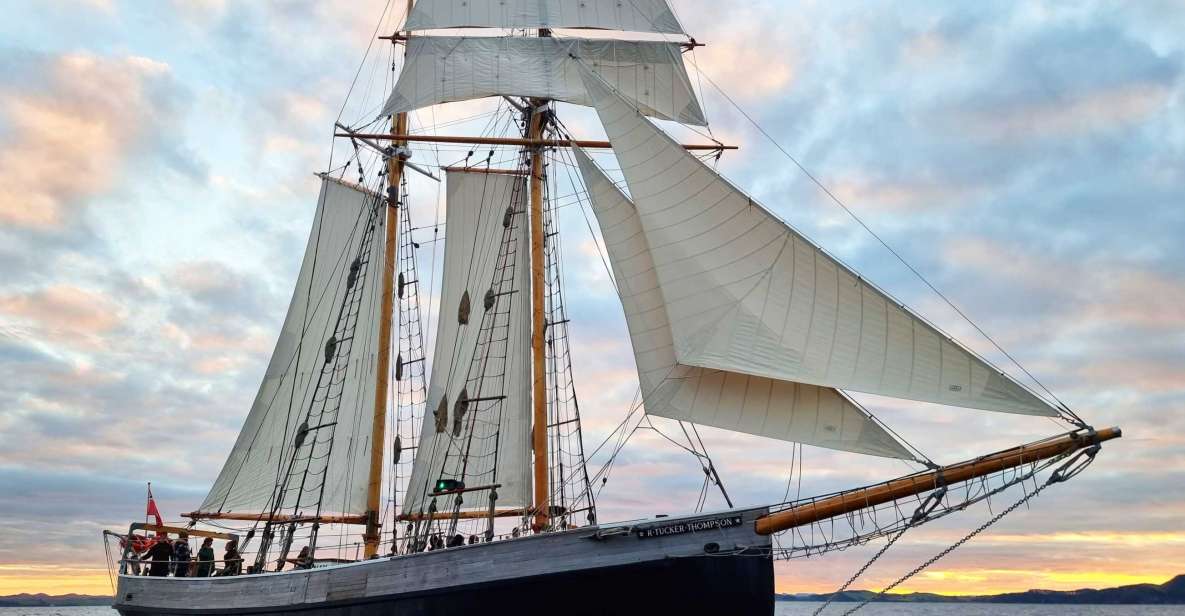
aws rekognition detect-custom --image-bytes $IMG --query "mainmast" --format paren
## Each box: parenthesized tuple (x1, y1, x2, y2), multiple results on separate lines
(527, 96, 550, 532)
(365, 0, 414, 560)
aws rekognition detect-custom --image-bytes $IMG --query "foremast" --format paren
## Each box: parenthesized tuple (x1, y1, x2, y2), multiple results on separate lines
(364, 0, 414, 559)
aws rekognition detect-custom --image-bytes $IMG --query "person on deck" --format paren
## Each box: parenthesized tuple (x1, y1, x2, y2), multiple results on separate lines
(172, 535, 191, 577)
(123, 536, 145, 576)
(195, 538, 215, 577)
(221, 538, 242, 576)
(144, 535, 174, 577)
(294, 546, 314, 570)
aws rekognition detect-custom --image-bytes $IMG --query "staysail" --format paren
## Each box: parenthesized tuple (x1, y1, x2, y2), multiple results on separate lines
(579, 67, 1059, 417)
(197, 176, 386, 517)
(403, 169, 533, 514)
(404, 0, 685, 34)
(379, 36, 706, 126)
(574, 148, 912, 459)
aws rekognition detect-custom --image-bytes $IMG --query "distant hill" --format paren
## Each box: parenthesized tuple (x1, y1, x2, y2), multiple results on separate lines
(778, 574, 1185, 605)
(0, 593, 111, 607)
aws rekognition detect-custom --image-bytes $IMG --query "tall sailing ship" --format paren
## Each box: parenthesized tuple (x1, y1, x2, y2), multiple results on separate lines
(107, 1, 1120, 614)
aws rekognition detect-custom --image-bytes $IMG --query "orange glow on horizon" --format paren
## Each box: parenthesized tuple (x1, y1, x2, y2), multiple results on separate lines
(0, 565, 114, 596)
(775, 567, 1182, 596)
(4, 563, 1180, 598)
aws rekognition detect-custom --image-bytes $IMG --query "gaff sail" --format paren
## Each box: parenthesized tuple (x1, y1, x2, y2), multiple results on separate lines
(574, 147, 913, 459)
(380, 36, 707, 126)
(579, 67, 1059, 418)
(197, 176, 386, 518)
(403, 169, 533, 514)
(404, 0, 686, 34)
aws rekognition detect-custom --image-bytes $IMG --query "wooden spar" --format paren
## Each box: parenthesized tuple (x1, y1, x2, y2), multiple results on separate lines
(365, 2, 414, 558)
(754, 427, 1122, 536)
(182, 512, 369, 525)
(131, 523, 236, 541)
(317, 173, 384, 199)
(334, 133, 735, 151)
(527, 101, 549, 533)
(380, 33, 705, 50)
(443, 166, 528, 176)
(396, 509, 527, 522)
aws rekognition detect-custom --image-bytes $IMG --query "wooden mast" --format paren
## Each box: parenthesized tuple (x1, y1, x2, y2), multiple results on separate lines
(754, 426, 1121, 535)
(364, 0, 414, 559)
(527, 100, 549, 532)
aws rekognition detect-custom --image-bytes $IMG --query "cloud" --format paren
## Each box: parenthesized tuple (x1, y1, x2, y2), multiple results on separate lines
(0, 285, 123, 343)
(943, 236, 1185, 335)
(958, 82, 1173, 141)
(0, 53, 193, 229)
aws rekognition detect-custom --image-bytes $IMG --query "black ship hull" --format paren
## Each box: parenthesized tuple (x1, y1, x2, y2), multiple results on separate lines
(117, 551, 772, 615)
(114, 509, 774, 616)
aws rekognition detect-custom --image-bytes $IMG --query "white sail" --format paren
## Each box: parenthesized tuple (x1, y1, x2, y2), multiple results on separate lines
(380, 36, 707, 126)
(579, 68, 1059, 417)
(198, 176, 386, 517)
(403, 169, 533, 514)
(404, 0, 685, 34)
(574, 148, 913, 459)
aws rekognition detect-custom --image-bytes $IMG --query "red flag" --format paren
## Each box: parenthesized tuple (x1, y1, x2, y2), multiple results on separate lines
(146, 484, 163, 526)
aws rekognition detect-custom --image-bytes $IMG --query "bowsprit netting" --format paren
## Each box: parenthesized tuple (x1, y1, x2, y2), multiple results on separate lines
(770, 438, 1101, 562)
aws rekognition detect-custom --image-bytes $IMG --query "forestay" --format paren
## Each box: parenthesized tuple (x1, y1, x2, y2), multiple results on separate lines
(404, 0, 685, 34)
(198, 176, 386, 517)
(574, 148, 912, 459)
(403, 170, 533, 514)
(579, 68, 1059, 417)
(380, 36, 707, 126)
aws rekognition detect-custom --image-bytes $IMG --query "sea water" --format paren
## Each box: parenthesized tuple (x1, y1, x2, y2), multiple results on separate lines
(2, 606, 1183, 615)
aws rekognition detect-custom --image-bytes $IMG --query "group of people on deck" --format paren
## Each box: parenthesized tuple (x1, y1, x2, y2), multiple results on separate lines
(128, 534, 241, 578)
(127, 533, 318, 577)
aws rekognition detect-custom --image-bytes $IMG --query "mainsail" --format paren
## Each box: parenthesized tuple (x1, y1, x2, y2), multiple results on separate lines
(403, 169, 533, 514)
(404, 0, 685, 34)
(198, 176, 386, 517)
(380, 36, 706, 126)
(574, 148, 911, 459)
(578, 67, 1059, 418)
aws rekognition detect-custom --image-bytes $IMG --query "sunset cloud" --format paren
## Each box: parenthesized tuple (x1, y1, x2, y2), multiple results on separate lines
(0, 53, 181, 229)
(0, 285, 123, 341)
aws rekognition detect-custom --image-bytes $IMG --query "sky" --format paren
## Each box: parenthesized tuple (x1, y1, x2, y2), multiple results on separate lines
(1, 0, 1183, 599)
